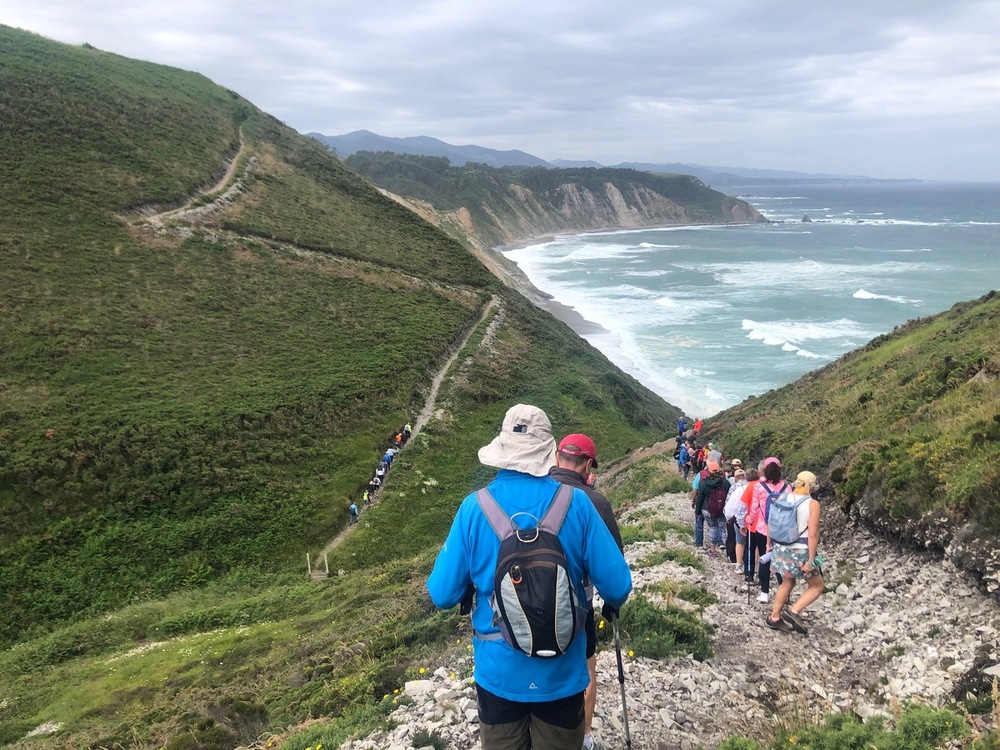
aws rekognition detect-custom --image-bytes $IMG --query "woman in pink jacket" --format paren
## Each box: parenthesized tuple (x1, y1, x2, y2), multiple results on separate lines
(744, 457, 789, 603)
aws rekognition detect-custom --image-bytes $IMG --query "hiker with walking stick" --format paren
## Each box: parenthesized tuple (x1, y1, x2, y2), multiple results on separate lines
(549, 433, 623, 750)
(427, 405, 631, 750)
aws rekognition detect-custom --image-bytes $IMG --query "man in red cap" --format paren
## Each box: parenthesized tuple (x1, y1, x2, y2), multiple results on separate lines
(549, 433, 624, 750)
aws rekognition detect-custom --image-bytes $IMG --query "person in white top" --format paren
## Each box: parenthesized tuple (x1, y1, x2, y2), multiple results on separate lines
(765, 471, 824, 634)
(723, 468, 747, 566)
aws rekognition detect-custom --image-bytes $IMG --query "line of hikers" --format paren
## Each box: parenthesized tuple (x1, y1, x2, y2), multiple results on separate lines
(419, 403, 824, 749)
(679, 434, 826, 634)
(348, 420, 412, 525)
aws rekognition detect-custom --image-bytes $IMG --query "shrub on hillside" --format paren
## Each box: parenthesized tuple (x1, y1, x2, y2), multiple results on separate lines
(615, 594, 713, 661)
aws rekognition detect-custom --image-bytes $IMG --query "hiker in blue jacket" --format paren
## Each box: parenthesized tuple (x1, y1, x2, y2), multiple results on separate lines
(427, 404, 632, 750)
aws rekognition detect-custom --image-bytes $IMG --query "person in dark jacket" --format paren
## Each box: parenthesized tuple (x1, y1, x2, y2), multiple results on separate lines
(696, 458, 731, 555)
(428, 406, 631, 750)
(549, 433, 623, 750)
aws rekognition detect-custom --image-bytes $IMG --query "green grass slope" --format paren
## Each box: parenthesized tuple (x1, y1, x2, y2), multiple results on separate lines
(0, 26, 679, 748)
(703, 292, 1000, 591)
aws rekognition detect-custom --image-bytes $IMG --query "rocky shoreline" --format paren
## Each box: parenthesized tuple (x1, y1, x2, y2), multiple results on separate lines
(340, 490, 1000, 750)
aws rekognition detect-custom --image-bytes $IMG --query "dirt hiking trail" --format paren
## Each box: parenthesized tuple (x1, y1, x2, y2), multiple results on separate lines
(316, 295, 500, 559)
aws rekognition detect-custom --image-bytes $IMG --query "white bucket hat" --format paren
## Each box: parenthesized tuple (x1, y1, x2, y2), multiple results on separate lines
(478, 404, 557, 477)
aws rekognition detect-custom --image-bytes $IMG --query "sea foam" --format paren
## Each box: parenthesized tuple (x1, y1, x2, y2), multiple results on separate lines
(853, 289, 922, 304)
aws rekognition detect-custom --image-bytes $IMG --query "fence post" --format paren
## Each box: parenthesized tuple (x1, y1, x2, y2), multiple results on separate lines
(306, 552, 312, 577)
(324, 552, 329, 575)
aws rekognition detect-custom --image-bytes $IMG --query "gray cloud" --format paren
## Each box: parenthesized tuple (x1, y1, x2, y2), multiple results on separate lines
(2, 0, 998, 179)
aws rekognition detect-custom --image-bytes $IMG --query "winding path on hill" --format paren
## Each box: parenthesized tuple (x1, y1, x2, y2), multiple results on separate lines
(140, 126, 247, 225)
(315, 295, 501, 561)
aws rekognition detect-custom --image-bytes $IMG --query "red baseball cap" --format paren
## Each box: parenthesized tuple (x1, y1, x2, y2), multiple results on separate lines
(558, 433, 598, 467)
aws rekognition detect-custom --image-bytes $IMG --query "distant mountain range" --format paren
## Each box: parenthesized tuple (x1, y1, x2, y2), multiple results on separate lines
(307, 130, 907, 188)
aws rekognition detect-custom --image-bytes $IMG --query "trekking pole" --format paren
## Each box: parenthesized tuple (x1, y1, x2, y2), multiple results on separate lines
(745, 535, 752, 605)
(611, 615, 633, 750)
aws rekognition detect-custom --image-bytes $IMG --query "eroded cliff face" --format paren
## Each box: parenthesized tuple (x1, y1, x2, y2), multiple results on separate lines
(381, 179, 765, 252)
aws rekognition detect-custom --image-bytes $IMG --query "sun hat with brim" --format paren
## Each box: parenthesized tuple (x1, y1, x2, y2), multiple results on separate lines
(763, 456, 781, 468)
(478, 404, 557, 477)
(558, 433, 598, 467)
(734, 469, 746, 478)
(731, 459, 742, 467)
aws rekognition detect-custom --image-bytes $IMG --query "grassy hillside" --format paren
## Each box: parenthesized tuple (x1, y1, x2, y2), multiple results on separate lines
(0, 25, 679, 748)
(343, 151, 764, 249)
(704, 292, 1000, 590)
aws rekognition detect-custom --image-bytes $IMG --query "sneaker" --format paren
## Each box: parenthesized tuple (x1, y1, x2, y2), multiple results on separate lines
(756, 592, 769, 603)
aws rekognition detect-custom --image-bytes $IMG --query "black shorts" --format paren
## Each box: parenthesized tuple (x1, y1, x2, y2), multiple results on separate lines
(585, 606, 597, 658)
(476, 684, 584, 729)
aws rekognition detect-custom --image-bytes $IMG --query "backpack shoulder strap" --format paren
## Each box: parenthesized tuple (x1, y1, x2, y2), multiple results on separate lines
(476, 488, 513, 540)
(538, 483, 575, 535)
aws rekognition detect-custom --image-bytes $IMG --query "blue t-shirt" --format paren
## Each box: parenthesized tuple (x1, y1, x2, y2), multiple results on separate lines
(427, 470, 632, 702)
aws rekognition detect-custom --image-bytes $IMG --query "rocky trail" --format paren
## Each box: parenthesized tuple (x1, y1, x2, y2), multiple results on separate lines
(341, 488, 1000, 750)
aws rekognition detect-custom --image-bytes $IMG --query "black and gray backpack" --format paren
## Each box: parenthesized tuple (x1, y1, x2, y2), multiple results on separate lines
(476, 484, 586, 658)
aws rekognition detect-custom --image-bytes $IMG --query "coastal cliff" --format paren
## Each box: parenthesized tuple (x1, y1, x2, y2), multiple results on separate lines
(343, 152, 766, 252)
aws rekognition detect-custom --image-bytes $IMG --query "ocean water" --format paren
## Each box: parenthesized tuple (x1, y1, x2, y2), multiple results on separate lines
(504, 182, 1000, 417)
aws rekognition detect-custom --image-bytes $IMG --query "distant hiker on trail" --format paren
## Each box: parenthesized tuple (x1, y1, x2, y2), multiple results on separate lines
(549, 433, 623, 750)
(348, 501, 359, 525)
(766, 471, 824, 634)
(727, 457, 742, 477)
(404, 422, 412, 442)
(677, 416, 687, 438)
(692, 418, 703, 440)
(427, 404, 631, 750)
(696, 458, 730, 555)
(690, 447, 718, 547)
(745, 457, 789, 603)
(724, 467, 747, 564)
(362, 489, 370, 506)
(678, 441, 691, 480)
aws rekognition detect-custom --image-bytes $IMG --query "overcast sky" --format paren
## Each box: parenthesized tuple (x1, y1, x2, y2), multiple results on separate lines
(3, 1, 999, 180)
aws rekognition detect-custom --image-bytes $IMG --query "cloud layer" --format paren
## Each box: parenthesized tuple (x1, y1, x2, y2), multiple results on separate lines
(3, 0, 998, 179)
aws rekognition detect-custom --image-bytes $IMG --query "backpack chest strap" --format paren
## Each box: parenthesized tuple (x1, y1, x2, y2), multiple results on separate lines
(475, 483, 575, 540)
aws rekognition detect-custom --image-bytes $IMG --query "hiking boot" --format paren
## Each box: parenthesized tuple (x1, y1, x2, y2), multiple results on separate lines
(765, 614, 793, 632)
(756, 592, 769, 603)
(781, 607, 808, 634)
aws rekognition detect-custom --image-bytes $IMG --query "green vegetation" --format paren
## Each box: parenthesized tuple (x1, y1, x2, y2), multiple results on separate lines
(619, 517, 690, 546)
(636, 548, 705, 571)
(645, 580, 718, 608)
(720, 705, 968, 750)
(603, 453, 688, 510)
(705, 292, 1000, 538)
(343, 151, 760, 248)
(616, 594, 713, 660)
(0, 25, 677, 748)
